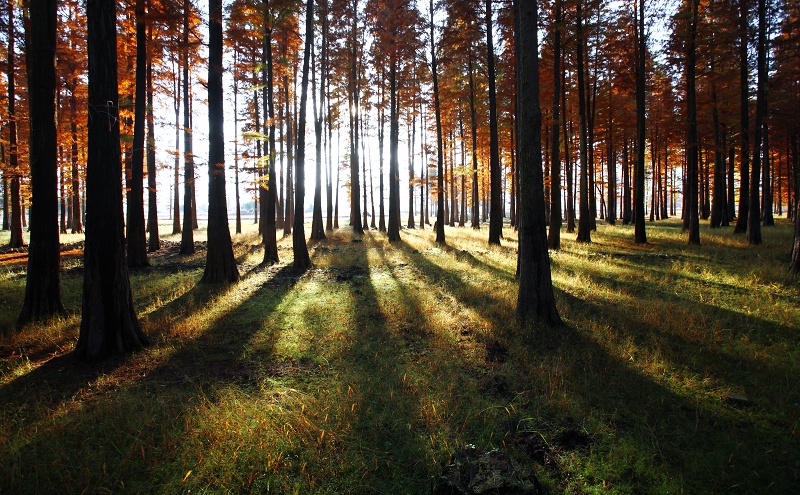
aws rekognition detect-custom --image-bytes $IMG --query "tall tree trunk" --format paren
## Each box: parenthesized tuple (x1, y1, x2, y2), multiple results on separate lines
(284, 74, 294, 236)
(734, 0, 750, 233)
(311, 4, 327, 241)
(388, 60, 401, 242)
(762, 117, 774, 225)
(576, 0, 591, 243)
(420, 96, 426, 229)
(2, 171, 8, 231)
(20, 0, 64, 323)
(486, 0, 502, 245)
(790, 131, 800, 272)
(202, 0, 239, 283)
(349, 0, 362, 234)
(7, 0, 23, 248)
(408, 109, 416, 229)
(146, 21, 159, 252)
(378, 79, 386, 231)
(128, 0, 149, 267)
(469, 56, 480, 229)
(431, 0, 445, 245)
(362, 111, 369, 230)
(565, 84, 575, 233)
(277, 79, 285, 231)
(548, 0, 563, 249)
(326, 72, 334, 231)
(179, 0, 195, 254)
(686, 0, 700, 245)
(710, 63, 727, 228)
(60, 146, 67, 234)
(747, 0, 767, 244)
(634, 0, 647, 244)
(263, 16, 280, 262)
(727, 145, 736, 222)
(293, 0, 313, 268)
(233, 52, 242, 235)
(172, 54, 181, 235)
(606, 64, 616, 225)
(76, 0, 149, 360)
(516, 0, 560, 325)
(650, 128, 657, 222)
(70, 86, 83, 233)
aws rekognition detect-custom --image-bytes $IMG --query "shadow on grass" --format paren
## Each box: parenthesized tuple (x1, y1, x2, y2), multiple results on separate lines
(310, 237, 432, 492)
(0, 262, 302, 494)
(396, 236, 799, 493)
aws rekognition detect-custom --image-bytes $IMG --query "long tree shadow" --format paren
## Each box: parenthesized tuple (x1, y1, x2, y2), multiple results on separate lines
(0, 261, 302, 493)
(305, 236, 433, 492)
(396, 238, 799, 492)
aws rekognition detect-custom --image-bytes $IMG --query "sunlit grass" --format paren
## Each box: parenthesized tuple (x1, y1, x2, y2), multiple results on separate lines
(1, 218, 799, 493)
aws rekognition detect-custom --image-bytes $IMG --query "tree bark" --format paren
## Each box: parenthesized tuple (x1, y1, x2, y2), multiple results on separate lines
(516, 0, 561, 326)
(128, 0, 150, 268)
(388, 60, 401, 242)
(431, 0, 445, 245)
(686, 0, 700, 245)
(311, 2, 327, 241)
(734, 0, 750, 233)
(547, 0, 562, 249)
(349, 0, 362, 234)
(179, 0, 195, 254)
(293, 0, 313, 269)
(762, 116, 773, 226)
(284, 74, 294, 236)
(172, 53, 181, 235)
(487, 0, 502, 245)
(70, 86, 83, 234)
(746, 0, 766, 245)
(202, 0, 239, 283)
(576, 0, 592, 244)
(19, 0, 64, 323)
(7, 1, 23, 248)
(469, 56, 480, 230)
(263, 12, 280, 262)
(146, 21, 159, 252)
(634, 0, 647, 244)
(76, 0, 149, 360)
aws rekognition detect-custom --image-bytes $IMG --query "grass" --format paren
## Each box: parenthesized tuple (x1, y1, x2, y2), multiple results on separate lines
(0, 218, 798, 494)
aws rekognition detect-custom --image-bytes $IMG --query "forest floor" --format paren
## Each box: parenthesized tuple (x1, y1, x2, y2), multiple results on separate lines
(0, 219, 798, 494)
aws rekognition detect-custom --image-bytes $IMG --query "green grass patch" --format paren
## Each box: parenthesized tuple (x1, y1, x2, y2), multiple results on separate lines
(1, 219, 798, 493)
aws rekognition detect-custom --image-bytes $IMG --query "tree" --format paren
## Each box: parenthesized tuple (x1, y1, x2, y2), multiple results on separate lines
(634, 0, 647, 244)
(685, 0, 700, 245)
(179, 0, 196, 254)
(547, 0, 562, 250)
(576, 0, 592, 244)
(202, 0, 240, 283)
(734, 0, 750, 234)
(127, 0, 150, 268)
(430, 0, 445, 244)
(6, 0, 23, 248)
(19, 0, 63, 323)
(746, 0, 767, 245)
(310, 0, 328, 241)
(146, 20, 159, 252)
(486, 0, 502, 245)
(75, 0, 149, 360)
(262, 0, 279, 263)
(293, 0, 313, 269)
(516, 0, 560, 325)
(347, 0, 363, 234)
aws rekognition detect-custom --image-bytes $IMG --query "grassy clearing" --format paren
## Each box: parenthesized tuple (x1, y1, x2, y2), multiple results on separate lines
(0, 219, 798, 494)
